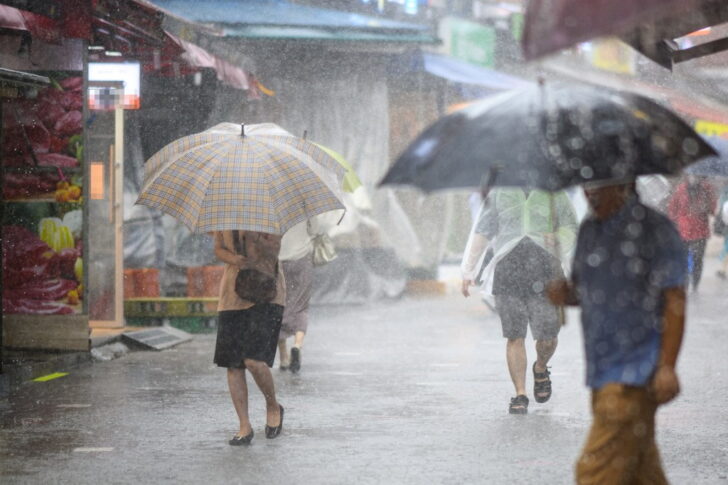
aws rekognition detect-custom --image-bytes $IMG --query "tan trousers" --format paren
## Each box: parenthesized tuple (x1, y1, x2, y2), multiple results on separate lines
(576, 383, 668, 485)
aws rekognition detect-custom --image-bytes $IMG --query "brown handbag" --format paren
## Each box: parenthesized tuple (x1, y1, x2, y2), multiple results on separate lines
(233, 231, 278, 304)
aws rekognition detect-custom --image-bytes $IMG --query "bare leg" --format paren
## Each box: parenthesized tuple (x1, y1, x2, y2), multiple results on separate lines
(535, 338, 558, 372)
(278, 339, 290, 368)
(506, 338, 527, 396)
(290, 331, 305, 373)
(226, 368, 252, 436)
(244, 359, 281, 427)
(293, 330, 305, 348)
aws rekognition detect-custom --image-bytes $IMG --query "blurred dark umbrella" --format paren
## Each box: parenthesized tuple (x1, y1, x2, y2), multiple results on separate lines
(379, 81, 716, 192)
(522, 0, 728, 68)
(686, 136, 728, 177)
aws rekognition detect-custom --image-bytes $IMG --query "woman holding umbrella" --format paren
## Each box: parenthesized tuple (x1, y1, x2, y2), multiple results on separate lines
(136, 122, 346, 445)
(213, 230, 286, 445)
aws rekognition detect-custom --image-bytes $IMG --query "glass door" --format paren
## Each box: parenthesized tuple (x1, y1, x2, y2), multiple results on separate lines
(86, 81, 124, 328)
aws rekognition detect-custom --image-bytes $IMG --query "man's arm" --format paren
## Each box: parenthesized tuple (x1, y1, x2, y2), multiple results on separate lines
(461, 198, 496, 297)
(650, 286, 686, 405)
(461, 233, 488, 297)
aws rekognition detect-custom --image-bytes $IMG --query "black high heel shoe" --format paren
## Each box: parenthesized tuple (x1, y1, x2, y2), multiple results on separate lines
(265, 405, 284, 439)
(229, 429, 254, 446)
(289, 347, 301, 373)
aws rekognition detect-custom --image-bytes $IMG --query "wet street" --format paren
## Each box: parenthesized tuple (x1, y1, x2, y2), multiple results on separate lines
(2, 263, 727, 485)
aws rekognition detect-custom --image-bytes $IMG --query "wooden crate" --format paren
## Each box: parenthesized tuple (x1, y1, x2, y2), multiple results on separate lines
(3, 314, 90, 351)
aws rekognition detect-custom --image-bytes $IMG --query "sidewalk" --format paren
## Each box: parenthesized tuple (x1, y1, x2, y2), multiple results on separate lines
(1, 258, 726, 484)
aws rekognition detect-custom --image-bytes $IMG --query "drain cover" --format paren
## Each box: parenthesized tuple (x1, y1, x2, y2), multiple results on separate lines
(122, 326, 192, 350)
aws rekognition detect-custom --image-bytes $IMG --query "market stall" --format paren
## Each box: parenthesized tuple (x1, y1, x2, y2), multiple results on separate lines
(0, 0, 209, 359)
(0, 64, 89, 353)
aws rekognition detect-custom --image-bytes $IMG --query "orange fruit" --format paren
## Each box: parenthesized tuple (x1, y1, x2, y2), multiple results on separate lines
(54, 189, 70, 203)
(67, 289, 79, 305)
(68, 185, 81, 200)
(56, 181, 70, 191)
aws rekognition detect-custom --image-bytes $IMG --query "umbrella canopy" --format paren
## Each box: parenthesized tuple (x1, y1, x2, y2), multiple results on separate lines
(137, 122, 346, 234)
(521, 0, 706, 61)
(686, 136, 728, 177)
(311, 143, 362, 193)
(622, 0, 728, 69)
(380, 82, 715, 193)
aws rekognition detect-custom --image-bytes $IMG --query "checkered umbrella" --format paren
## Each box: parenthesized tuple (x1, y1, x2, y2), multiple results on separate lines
(137, 123, 346, 234)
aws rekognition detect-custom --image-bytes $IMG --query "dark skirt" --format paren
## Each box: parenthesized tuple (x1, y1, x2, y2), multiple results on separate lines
(214, 304, 284, 369)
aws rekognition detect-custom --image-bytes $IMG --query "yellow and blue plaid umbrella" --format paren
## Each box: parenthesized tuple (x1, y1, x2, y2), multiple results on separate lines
(137, 123, 346, 234)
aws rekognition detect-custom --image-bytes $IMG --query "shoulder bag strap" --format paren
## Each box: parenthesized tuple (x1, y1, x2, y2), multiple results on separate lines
(232, 231, 248, 257)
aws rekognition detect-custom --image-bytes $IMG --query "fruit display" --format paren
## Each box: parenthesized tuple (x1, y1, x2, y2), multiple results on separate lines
(2, 71, 87, 317)
(1, 74, 84, 200)
(2, 223, 84, 315)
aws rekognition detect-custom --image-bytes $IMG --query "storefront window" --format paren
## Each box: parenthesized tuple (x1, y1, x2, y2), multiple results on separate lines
(2, 71, 85, 316)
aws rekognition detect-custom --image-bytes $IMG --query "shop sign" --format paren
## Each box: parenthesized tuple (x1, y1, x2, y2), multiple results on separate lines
(439, 17, 496, 69)
(88, 62, 140, 110)
(694, 119, 728, 137)
(587, 38, 636, 75)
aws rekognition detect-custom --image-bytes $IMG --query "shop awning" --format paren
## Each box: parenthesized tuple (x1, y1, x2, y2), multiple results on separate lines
(149, 0, 437, 43)
(422, 52, 530, 90)
(166, 32, 249, 90)
(0, 4, 65, 43)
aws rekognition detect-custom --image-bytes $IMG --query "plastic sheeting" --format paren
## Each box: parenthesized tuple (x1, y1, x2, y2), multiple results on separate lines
(123, 115, 166, 269)
(311, 247, 405, 305)
(272, 62, 422, 270)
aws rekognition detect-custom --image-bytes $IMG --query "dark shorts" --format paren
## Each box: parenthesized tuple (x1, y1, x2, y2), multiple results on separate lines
(495, 294, 561, 340)
(214, 304, 284, 369)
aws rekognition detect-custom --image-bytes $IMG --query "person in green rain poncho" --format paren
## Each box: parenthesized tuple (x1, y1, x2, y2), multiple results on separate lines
(461, 188, 577, 414)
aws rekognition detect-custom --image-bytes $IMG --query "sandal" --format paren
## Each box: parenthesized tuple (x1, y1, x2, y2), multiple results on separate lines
(533, 363, 552, 403)
(509, 395, 529, 414)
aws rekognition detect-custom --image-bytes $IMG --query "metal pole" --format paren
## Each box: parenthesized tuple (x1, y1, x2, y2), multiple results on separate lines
(1, 99, 4, 373)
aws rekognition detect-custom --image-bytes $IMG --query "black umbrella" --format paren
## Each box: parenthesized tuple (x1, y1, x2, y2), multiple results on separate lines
(380, 81, 716, 192)
(686, 136, 728, 177)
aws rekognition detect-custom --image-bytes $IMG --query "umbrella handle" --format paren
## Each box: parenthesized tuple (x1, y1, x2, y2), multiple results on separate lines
(480, 167, 499, 200)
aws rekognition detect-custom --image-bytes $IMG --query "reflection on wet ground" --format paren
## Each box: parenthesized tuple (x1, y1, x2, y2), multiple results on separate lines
(1, 259, 727, 483)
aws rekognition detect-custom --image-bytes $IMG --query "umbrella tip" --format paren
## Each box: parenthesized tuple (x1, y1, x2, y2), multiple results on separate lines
(241, 123, 245, 137)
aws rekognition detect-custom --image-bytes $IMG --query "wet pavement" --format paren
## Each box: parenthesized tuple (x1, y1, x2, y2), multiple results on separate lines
(2, 260, 728, 484)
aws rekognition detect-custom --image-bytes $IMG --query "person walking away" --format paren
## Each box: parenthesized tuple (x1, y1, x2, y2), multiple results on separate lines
(213, 230, 286, 445)
(667, 175, 716, 291)
(548, 179, 686, 484)
(715, 185, 728, 279)
(461, 188, 577, 414)
(277, 214, 336, 373)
